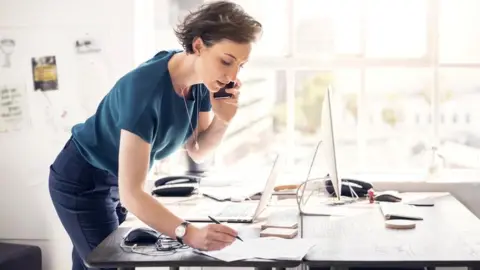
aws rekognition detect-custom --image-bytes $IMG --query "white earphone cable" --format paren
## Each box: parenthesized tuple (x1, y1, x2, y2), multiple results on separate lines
(181, 87, 200, 150)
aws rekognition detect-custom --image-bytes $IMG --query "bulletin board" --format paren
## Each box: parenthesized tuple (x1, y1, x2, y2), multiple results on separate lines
(0, 26, 116, 240)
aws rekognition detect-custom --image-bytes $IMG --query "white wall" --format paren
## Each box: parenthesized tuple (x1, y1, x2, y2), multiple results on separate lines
(0, 0, 135, 269)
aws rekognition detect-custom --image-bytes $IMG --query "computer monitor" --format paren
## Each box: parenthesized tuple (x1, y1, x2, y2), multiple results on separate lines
(321, 85, 342, 201)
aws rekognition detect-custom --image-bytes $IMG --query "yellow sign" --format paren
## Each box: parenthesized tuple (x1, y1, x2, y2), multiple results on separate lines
(32, 56, 58, 91)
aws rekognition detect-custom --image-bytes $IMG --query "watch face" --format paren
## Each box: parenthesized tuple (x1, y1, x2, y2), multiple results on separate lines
(175, 225, 186, 237)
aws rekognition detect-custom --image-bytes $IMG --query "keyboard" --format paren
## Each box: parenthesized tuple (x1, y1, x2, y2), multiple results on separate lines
(192, 202, 256, 218)
(216, 203, 256, 218)
(379, 202, 423, 220)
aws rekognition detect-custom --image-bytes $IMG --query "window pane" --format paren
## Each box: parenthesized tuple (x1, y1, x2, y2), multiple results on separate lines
(294, 0, 362, 56)
(212, 69, 286, 171)
(439, 0, 480, 63)
(294, 69, 360, 174)
(228, 0, 289, 58)
(150, 69, 283, 177)
(438, 69, 480, 169)
(365, 0, 427, 58)
(365, 68, 432, 172)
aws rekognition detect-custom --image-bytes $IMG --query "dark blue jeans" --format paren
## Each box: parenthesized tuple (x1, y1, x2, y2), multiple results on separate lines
(49, 137, 127, 270)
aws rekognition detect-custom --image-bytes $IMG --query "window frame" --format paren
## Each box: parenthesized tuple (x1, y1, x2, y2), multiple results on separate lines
(246, 0, 480, 179)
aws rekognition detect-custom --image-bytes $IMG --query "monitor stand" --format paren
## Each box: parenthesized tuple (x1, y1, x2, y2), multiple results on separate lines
(325, 196, 356, 206)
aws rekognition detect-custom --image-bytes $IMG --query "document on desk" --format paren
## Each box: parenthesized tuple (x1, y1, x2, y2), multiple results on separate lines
(195, 237, 317, 262)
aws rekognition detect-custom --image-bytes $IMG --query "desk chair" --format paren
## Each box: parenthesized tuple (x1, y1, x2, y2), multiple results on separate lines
(0, 242, 42, 270)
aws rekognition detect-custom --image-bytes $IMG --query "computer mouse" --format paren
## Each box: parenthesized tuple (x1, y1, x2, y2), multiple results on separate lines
(123, 227, 160, 245)
(375, 192, 402, 203)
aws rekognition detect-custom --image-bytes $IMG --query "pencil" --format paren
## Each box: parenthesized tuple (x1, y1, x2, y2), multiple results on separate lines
(208, 215, 244, 242)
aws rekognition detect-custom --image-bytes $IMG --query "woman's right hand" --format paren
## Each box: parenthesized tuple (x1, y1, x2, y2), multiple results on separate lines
(184, 224, 238, 251)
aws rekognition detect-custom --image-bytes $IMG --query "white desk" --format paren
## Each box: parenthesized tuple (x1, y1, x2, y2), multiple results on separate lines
(121, 192, 300, 236)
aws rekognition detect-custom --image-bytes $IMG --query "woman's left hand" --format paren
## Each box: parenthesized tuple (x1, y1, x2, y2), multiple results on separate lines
(210, 79, 241, 124)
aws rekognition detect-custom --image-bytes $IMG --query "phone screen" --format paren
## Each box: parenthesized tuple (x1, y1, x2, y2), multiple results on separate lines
(213, 81, 235, 99)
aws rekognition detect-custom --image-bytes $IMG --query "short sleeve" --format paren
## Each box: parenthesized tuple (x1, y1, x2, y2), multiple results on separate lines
(115, 72, 158, 144)
(199, 85, 212, 112)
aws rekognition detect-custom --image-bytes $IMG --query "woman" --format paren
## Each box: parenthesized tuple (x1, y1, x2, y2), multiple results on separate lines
(48, 1, 262, 269)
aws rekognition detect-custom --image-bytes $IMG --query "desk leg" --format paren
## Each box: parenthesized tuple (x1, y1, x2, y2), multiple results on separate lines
(169, 267, 179, 270)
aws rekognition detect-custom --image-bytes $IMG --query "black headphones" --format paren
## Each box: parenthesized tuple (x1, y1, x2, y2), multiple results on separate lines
(324, 175, 374, 198)
(151, 176, 199, 197)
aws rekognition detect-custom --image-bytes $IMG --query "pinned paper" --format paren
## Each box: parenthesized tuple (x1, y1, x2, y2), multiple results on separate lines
(32, 55, 59, 91)
(0, 84, 28, 132)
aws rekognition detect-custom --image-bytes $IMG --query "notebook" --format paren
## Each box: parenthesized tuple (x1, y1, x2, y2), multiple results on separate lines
(379, 202, 423, 220)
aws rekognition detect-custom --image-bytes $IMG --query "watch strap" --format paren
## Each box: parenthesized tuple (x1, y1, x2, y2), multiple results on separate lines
(175, 221, 190, 244)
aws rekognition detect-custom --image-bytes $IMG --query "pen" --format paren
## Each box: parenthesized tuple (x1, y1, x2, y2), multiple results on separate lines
(208, 215, 244, 242)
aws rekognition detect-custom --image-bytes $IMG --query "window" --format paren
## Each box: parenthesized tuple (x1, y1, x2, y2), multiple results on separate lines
(230, 0, 289, 58)
(364, 68, 432, 172)
(293, 69, 360, 171)
(151, 0, 480, 180)
(294, 0, 362, 57)
(215, 0, 480, 179)
(439, 0, 480, 64)
(213, 68, 285, 171)
(438, 69, 480, 169)
(365, 0, 428, 58)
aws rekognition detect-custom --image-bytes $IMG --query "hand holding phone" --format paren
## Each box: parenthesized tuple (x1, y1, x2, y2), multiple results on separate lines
(213, 81, 235, 99)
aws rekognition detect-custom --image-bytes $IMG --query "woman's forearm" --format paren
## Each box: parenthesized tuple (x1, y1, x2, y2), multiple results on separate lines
(118, 129, 199, 243)
(122, 189, 198, 241)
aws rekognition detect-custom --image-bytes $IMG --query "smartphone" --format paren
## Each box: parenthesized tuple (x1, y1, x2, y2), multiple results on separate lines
(213, 81, 235, 99)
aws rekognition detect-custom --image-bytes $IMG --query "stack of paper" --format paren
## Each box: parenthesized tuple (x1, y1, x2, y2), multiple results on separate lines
(196, 237, 317, 262)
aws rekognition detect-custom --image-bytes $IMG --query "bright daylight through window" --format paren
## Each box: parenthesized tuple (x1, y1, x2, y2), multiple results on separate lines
(154, 0, 480, 181)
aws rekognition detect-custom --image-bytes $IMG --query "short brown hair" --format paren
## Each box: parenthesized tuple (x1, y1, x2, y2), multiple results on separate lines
(174, 1, 262, 54)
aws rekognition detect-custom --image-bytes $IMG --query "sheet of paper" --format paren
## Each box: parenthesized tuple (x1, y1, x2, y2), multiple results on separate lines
(0, 84, 28, 132)
(195, 237, 317, 262)
(248, 237, 317, 260)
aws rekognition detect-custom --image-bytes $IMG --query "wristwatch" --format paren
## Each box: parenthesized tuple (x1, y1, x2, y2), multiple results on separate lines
(174, 221, 190, 244)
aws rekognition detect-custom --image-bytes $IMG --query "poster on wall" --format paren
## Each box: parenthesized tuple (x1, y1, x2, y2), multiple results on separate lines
(0, 84, 28, 132)
(31, 55, 59, 91)
(75, 38, 101, 54)
(0, 38, 15, 68)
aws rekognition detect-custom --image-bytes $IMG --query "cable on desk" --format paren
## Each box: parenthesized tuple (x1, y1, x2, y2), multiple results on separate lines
(295, 176, 360, 216)
(120, 234, 190, 256)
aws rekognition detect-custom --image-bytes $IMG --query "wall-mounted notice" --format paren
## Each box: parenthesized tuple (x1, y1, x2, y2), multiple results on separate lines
(0, 38, 15, 68)
(0, 85, 27, 132)
(32, 55, 58, 91)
